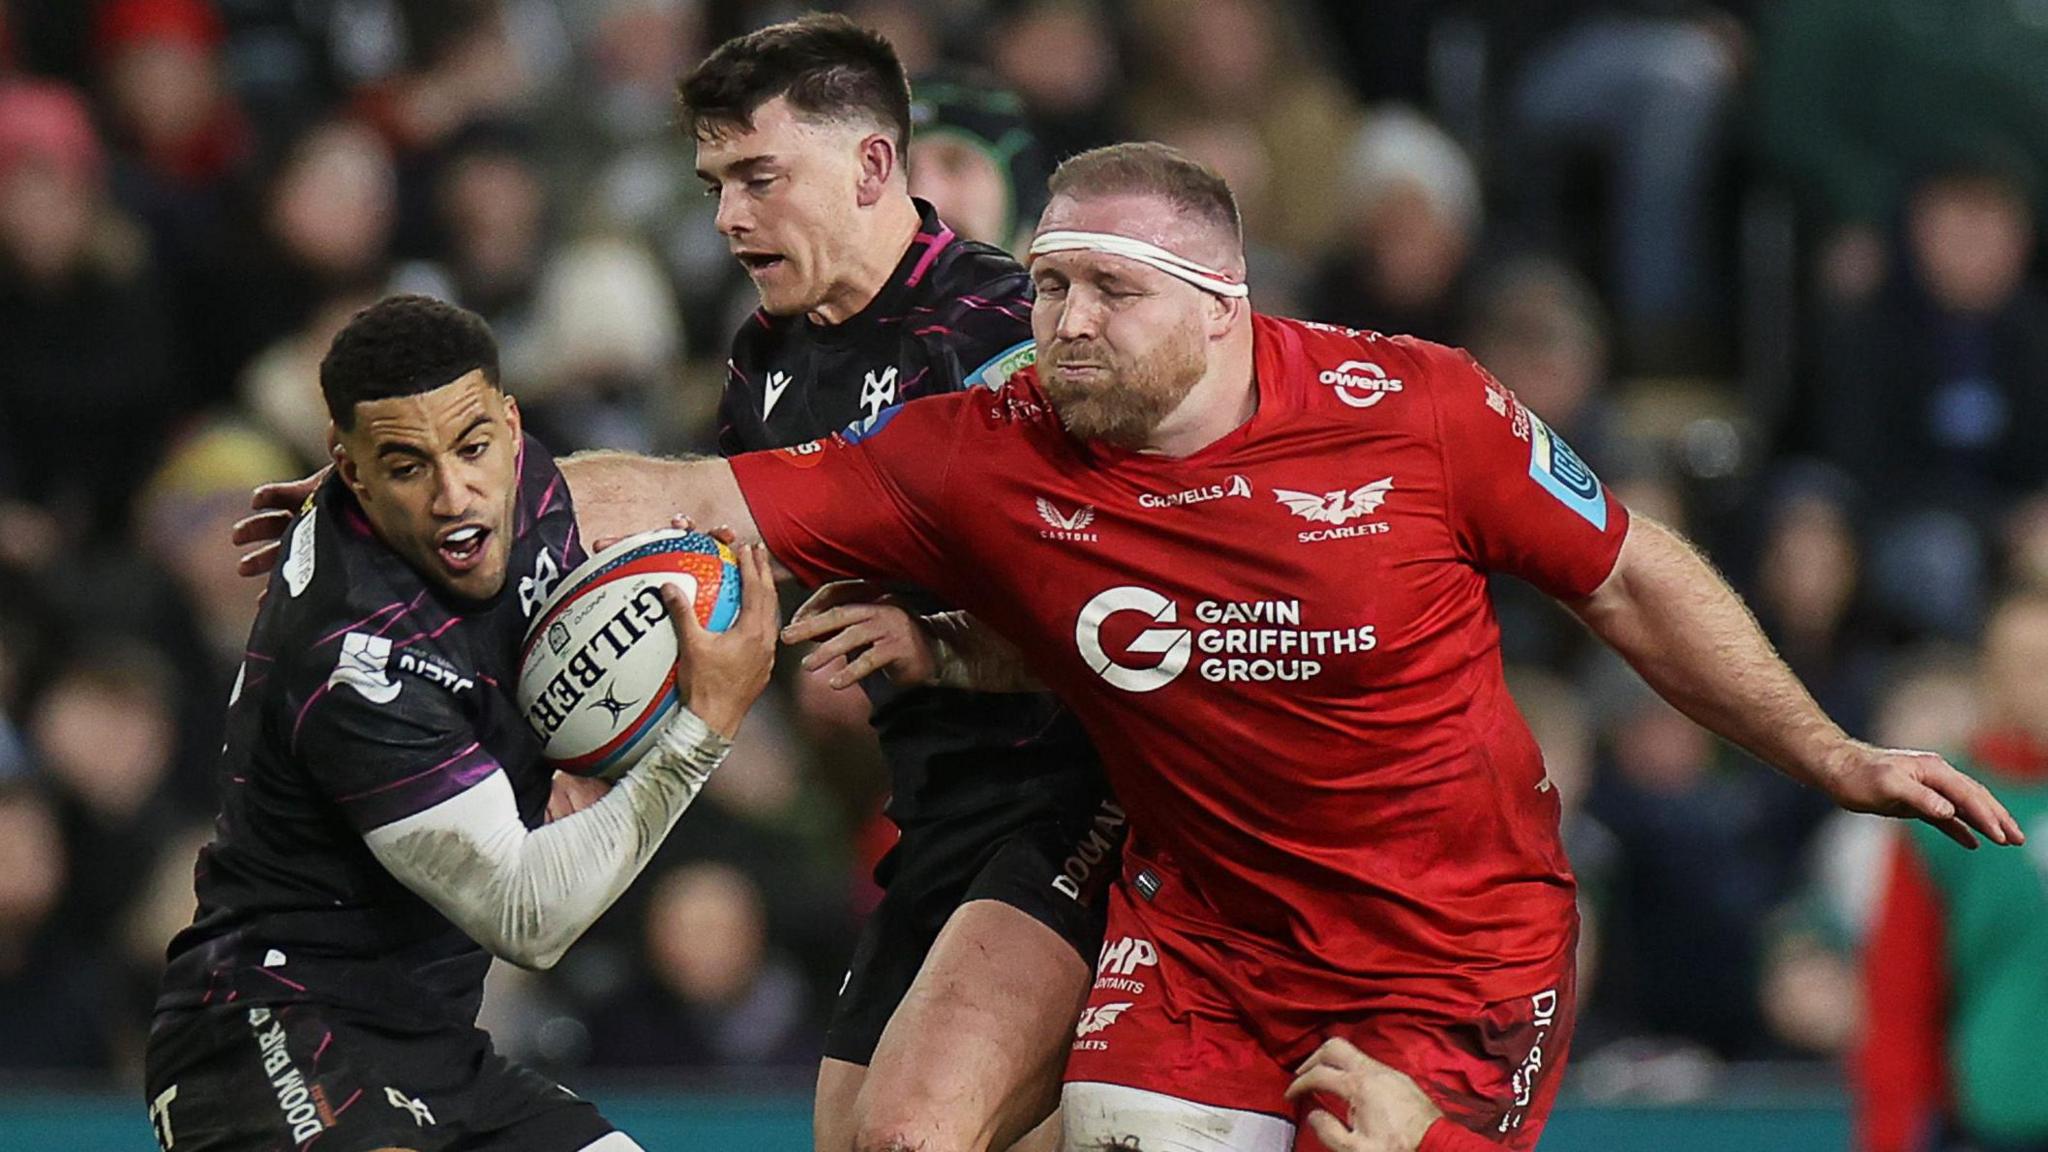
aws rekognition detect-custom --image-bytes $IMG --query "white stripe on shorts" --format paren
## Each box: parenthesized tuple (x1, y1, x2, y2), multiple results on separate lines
(1061, 1081, 1295, 1152)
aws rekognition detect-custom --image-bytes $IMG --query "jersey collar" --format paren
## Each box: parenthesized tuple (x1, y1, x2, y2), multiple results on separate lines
(804, 197, 955, 346)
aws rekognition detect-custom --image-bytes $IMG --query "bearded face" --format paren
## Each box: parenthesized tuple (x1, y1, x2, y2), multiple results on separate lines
(1037, 310, 1208, 447)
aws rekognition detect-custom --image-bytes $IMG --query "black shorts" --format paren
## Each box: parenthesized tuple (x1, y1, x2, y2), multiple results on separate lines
(823, 784, 1126, 1065)
(143, 1002, 614, 1152)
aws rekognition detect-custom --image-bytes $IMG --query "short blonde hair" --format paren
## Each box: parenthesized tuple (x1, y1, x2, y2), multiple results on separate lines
(1047, 141, 1242, 248)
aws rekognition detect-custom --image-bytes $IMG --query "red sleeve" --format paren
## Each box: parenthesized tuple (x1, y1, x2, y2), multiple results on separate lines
(1419, 1117, 1515, 1152)
(728, 395, 967, 593)
(1401, 338, 1629, 600)
(1856, 835, 1950, 1152)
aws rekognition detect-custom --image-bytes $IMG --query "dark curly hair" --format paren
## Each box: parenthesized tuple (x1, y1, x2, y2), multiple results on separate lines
(320, 295, 500, 432)
(677, 13, 911, 152)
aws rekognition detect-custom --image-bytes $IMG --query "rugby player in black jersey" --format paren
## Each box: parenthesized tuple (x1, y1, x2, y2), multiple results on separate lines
(150, 295, 779, 1152)
(681, 18, 1117, 1152)
(233, 21, 1117, 1151)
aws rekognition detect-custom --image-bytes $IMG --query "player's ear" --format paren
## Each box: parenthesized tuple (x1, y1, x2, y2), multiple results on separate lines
(501, 391, 523, 441)
(1205, 292, 1241, 341)
(855, 132, 897, 208)
(332, 440, 364, 497)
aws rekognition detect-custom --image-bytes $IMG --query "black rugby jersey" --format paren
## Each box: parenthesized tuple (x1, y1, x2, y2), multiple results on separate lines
(719, 198, 1096, 825)
(156, 436, 584, 1027)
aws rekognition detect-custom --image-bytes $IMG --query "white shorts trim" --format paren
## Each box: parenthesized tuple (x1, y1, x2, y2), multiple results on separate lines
(1060, 1081, 1294, 1152)
(576, 1133, 645, 1152)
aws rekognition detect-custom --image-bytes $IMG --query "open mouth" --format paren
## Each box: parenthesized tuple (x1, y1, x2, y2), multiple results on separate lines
(736, 252, 786, 274)
(436, 524, 491, 572)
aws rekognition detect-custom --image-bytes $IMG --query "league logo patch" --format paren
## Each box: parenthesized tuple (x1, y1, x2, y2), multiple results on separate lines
(329, 632, 400, 704)
(1527, 415, 1607, 529)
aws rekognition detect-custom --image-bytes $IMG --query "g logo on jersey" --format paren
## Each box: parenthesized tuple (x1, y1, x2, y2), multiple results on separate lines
(1075, 586, 1191, 692)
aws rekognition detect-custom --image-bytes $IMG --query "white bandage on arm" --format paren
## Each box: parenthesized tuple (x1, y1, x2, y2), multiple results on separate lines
(362, 707, 731, 970)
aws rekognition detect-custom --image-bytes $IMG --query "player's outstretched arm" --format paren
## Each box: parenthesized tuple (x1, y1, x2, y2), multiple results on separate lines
(559, 450, 787, 575)
(1285, 1038, 1511, 1152)
(780, 583, 1044, 692)
(361, 544, 781, 970)
(1570, 516, 2024, 850)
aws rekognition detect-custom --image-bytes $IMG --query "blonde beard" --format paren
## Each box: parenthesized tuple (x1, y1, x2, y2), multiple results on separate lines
(1043, 334, 1206, 448)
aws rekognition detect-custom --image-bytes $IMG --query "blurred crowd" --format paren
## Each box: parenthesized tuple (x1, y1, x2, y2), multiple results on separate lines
(2, 0, 2047, 1114)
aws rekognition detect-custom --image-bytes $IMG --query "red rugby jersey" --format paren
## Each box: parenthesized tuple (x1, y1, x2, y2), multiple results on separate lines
(733, 314, 1629, 1047)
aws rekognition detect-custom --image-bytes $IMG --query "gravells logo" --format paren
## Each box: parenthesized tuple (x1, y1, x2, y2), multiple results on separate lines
(1074, 586, 1377, 691)
(1319, 359, 1403, 408)
(524, 584, 668, 740)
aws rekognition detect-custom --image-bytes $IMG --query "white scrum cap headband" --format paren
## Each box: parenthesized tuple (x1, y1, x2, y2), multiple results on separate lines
(1028, 230, 1249, 298)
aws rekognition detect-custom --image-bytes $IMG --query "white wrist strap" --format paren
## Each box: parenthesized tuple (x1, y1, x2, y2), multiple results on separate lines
(1028, 230, 1249, 298)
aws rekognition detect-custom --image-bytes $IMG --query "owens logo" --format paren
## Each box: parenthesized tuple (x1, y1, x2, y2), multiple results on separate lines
(1319, 360, 1404, 408)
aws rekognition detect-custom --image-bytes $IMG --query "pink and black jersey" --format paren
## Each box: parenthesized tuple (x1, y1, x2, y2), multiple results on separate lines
(732, 314, 1629, 1048)
(156, 436, 584, 1027)
(718, 196, 1094, 828)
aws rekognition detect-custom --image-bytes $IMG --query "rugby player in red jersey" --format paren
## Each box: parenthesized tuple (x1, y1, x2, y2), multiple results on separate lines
(284, 144, 2017, 1151)
(560, 142, 2020, 1149)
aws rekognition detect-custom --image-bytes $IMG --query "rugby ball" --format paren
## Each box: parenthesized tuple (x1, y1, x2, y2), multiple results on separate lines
(518, 528, 742, 779)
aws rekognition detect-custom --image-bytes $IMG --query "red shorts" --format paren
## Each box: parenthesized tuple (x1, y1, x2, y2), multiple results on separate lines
(1064, 879, 1578, 1151)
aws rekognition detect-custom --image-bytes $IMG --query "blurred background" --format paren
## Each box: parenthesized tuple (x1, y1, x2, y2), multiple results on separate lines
(2, 1, 2046, 1149)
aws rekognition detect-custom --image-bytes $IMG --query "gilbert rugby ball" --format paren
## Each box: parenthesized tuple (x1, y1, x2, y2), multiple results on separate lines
(518, 528, 741, 779)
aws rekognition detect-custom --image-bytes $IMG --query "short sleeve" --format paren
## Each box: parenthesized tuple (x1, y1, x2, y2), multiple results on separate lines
(729, 391, 971, 594)
(292, 637, 499, 833)
(1411, 338, 1629, 599)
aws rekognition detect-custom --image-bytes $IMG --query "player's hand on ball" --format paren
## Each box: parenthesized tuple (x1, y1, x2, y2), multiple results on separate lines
(666, 541, 779, 739)
(234, 468, 327, 577)
(1817, 739, 2025, 850)
(545, 772, 611, 822)
(1285, 1038, 1443, 1152)
(782, 581, 939, 689)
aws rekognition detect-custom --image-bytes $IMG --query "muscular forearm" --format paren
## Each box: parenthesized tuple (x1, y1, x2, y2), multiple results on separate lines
(1571, 516, 1845, 788)
(560, 450, 765, 558)
(364, 708, 731, 969)
(923, 610, 1045, 692)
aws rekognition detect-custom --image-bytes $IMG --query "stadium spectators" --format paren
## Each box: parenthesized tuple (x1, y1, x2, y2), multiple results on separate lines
(0, 0, 2037, 1107)
(1303, 106, 1482, 345)
(1859, 593, 2048, 1152)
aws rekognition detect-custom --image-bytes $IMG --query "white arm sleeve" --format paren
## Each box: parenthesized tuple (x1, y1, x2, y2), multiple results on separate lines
(362, 707, 730, 970)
